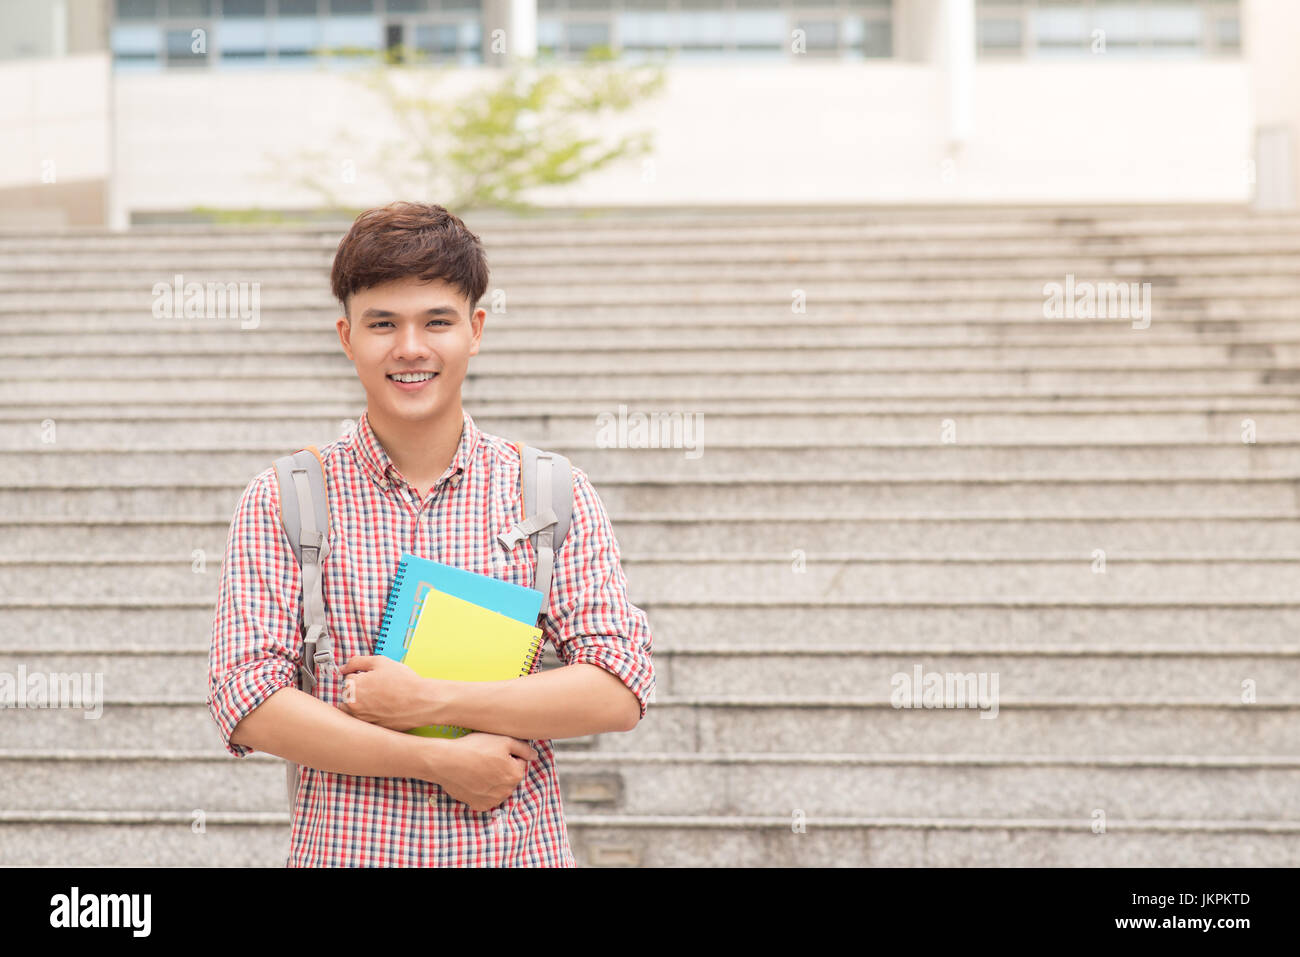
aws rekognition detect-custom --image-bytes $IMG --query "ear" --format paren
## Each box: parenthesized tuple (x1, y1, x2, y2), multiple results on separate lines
(469, 307, 485, 356)
(336, 315, 353, 360)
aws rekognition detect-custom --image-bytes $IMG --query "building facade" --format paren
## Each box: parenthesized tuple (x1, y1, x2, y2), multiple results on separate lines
(1, 0, 1295, 226)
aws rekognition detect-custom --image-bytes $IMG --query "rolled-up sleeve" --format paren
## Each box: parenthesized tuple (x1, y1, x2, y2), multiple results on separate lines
(543, 465, 655, 723)
(207, 470, 303, 757)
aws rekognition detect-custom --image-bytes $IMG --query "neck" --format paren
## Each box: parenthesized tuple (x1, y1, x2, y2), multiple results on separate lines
(366, 400, 464, 483)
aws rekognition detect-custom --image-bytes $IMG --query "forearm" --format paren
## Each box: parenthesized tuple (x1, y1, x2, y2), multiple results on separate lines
(230, 685, 452, 781)
(432, 663, 639, 740)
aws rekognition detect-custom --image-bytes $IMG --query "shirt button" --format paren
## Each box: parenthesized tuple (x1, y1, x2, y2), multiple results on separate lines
(428, 794, 437, 807)
(449, 474, 461, 487)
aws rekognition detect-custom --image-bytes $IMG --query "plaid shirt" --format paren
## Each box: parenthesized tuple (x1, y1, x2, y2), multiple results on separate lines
(207, 408, 655, 866)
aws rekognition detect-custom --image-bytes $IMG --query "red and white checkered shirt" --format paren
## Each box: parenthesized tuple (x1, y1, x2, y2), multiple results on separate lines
(207, 408, 655, 866)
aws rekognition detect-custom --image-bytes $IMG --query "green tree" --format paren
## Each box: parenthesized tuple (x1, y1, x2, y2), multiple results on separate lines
(278, 45, 667, 216)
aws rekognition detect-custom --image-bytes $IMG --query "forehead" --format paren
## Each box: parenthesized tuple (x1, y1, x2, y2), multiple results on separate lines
(351, 277, 466, 317)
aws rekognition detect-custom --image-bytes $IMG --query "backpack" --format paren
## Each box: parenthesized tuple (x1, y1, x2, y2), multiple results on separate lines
(270, 438, 573, 808)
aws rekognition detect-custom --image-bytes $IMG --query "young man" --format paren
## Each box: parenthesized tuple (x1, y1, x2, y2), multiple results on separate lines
(206, 201, 654, 866)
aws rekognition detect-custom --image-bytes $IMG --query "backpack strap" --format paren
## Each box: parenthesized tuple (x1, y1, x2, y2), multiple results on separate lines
(271, 445, 332, 806)
(497, 442, 573, 622)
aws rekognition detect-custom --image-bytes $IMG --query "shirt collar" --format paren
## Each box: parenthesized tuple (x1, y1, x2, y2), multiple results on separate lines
(350, 408, 479, 493)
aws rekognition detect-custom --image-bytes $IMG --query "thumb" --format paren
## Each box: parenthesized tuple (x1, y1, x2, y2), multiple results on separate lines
(507, 738, 539, 762)
(340, 656, 382, 675)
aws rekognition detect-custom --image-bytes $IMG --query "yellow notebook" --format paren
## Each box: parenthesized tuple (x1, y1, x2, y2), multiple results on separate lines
(402, 585, 544, 739)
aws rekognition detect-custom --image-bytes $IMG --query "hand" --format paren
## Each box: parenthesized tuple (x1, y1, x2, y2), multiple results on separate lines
(438, 733, 539, 812)
(339, 655, 441, 731)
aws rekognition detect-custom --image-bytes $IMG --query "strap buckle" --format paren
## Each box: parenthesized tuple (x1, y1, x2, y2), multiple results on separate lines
(497, 509, 559, 550)
(303, 623, 331, 670)
(300, 529, 326, 565)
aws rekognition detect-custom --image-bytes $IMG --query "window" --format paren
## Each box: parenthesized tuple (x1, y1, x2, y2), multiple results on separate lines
(111, 0, 485, 69)
(165, 26, 209, 66)
(110, 23, 160, 68)
(219, 17, 271, 64)
(976, 0, 1240, 58)
(539, 0, 893, 62)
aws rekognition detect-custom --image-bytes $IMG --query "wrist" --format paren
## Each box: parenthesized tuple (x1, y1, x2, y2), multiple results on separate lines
(407, 734, 455, 785)
(428, 676, 477, 729)
(422, 676, 454, 727)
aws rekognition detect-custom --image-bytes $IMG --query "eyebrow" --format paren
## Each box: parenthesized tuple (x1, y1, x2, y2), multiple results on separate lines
(359, 306, 461, 320)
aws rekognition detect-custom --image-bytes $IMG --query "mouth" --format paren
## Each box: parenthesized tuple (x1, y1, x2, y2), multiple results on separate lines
(387, 372, 439, 392)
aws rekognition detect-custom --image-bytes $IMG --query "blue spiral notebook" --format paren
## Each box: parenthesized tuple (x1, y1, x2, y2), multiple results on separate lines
(374, 552, 545, 662)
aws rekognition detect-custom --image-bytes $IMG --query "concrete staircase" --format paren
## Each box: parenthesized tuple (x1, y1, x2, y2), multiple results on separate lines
(2, 205, 1300, 866)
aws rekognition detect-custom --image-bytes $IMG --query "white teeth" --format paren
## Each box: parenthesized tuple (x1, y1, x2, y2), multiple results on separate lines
(390, 373, 436, 383)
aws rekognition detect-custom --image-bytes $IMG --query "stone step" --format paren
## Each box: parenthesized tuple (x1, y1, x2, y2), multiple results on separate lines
(2, 648, 1292, 702)
(563, 816, 1300, 867)
(4, 750, 1299, 820)
(3, 598, 1296, 652)
(19, 397, 1298, 421)
(8, 380, 1300, 405)
(26, 220, 1287, 245)
(12, 327, 1300, 353)
(13, 211, 1285, 245)
(4, 698, 1294, 755)
(2, 811, 1295, 866)
(3, 512, 1299, 556)
(5, 209, 1295, 240)
(8, 305, 1300, 330)
(13, 314, 1300, 341)
(3, 474, 1297, 517)
(4, 220, 1299, 251)
(8, 297, 1296, 321)
(8, 341, 1299, 373)
(8, 439, 1300, 484)
(8, 369, 1300, 404)
(1, 411, 1294, 445)
(8, 252, 1300, 283)
(6, 270, 1300, 298)
(5, 553, 1300, 602)
(2, 282, 1295, 313)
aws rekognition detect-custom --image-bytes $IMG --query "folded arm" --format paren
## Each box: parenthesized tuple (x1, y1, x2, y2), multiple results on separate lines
(339, 465, 654, 740)
(422, 465, 654, 739)
(207, 473, 444, 783)
(228, 683, 451, 779)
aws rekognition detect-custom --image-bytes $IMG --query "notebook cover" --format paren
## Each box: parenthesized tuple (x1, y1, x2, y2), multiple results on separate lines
(375, 552, 545, 661)
(402, 586, 545, 739)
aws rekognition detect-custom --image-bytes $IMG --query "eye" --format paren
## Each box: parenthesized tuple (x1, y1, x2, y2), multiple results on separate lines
(367, 320, 450, 328)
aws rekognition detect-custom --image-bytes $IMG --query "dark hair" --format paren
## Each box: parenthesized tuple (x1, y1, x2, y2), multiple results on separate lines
(330, 201, 490, 319)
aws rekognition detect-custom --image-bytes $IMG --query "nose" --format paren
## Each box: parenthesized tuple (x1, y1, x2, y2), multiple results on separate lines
(392, 322, 431, 360)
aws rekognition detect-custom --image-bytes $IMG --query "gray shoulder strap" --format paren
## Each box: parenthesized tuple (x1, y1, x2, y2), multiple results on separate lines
(271, 446, 332, 808)
(497, 445, 573, 618)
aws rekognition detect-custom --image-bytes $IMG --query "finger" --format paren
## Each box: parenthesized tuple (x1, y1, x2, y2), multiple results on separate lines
(340, 656, 382, 674)
(507, 739, 538, 761)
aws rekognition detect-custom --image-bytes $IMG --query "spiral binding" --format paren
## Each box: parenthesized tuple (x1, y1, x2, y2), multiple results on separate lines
(375, 558, 408, 656)
(379, 556, 543, 735)
(520, 635, 543, 677)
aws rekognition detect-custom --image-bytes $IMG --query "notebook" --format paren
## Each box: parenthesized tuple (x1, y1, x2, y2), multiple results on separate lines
(401, 586, 545, 739)
(374, 552, 545, 662)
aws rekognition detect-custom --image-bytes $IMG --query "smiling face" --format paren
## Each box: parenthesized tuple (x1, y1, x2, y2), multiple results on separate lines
(336, 275, 484, 427)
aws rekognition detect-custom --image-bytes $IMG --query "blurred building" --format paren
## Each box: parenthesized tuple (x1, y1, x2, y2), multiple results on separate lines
(1, 0, 1296, 226)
